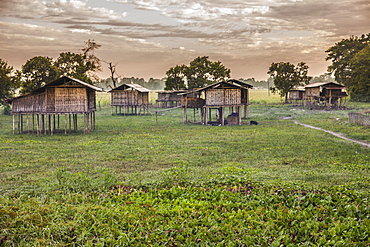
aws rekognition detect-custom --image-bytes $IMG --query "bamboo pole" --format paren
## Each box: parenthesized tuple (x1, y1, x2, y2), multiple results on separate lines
(64, 114, 68, 135)
(221, 107, 225, 126)
(36, 114, 40, 135)
(12, 114, 15, 135)
(27, 114, 30, 134)
(50, 115, 54, 135)
(238, 106, 242, 125)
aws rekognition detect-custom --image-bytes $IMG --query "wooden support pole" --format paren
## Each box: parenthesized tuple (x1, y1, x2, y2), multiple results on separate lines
(238, 106, 242, 125)
(27, 114, 30, 134)
(42, 114, 46, 134)
(53, 115, 56, 132)
(74, 114, 78, 131)
(50, 115, 54, 135)
(32, 114, 35, 133)
(36, 114, 40, 135)
(183, 106, 187, 123)
(12, 114, 15, 135)
(244, 105, 248, 119)
(19, 114, 22, 134)
(204, 107, 208, 125)
(64, 114, 68, 135)
(93, 112, 95, 130)
(69, 114, 72, 132)
(221, 107, 225, 126)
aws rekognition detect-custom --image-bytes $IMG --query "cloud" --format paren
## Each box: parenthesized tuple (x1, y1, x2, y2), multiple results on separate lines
(0, 0, 369, 80)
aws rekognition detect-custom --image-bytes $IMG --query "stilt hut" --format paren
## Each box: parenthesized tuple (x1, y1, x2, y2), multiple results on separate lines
(156, 90, 186, 108)
(304, 82, 347, 109)
(288, 87, 305, 105)
(109, 83, 151, 115)
(181, 79, 253, 125)
(6, 76, 103, 134)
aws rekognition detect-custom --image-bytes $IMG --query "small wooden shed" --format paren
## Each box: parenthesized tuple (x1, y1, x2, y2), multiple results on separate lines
(288, 87, 305, 105)
(181, 79, 253, 125)
(304, 82, 347, 109)
(6, 76, 103, 134)
(156, 90, 186, 107)
(109, 83, 151, 115)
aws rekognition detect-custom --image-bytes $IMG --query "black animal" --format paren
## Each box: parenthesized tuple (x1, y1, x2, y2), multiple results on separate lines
(250, 120, 258, 125)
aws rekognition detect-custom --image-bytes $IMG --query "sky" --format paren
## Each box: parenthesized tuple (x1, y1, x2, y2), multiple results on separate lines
(0, 0, 369, 81)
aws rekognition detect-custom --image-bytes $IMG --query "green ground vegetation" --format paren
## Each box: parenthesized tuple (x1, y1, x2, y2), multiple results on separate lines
(0, 91, 369, 246)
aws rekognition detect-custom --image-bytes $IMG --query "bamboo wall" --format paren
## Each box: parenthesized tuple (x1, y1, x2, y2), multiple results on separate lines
(305, 87, 320, 97)
(11, 87, 95, 114)
(54, 87, 88, 113)
(289, 91, 305, 100)
(111, 91, 149, 106)
(12, 93, 46, 113)
(205, 89, 241, 106)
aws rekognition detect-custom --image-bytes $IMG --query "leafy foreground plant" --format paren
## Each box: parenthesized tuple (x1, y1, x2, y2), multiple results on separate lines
(0, 168, 369, 246)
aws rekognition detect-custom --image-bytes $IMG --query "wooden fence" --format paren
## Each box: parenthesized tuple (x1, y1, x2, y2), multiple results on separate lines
(348, 112, 370, 127)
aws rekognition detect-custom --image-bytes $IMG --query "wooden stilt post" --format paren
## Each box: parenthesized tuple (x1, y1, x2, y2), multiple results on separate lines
(36, 114, 40, 135)
(221, 107, 225, 126)
(64, 114, 68, 135)
(42, 114, 46, 134)
(204, 107, 208, 125)
(90, 112, 93, 131)
(69, 114, 72, 132)
(238, 106, 242, 125)
(12, 114, 15, 135)
(53, 115, 56, 133)
(48, 115, 51, 134)
(18, 114, 22, 134)
(92, 112, 96, 130)
(74, 114, 78, 132)
(32, 114, 35, 133)
(50, 115, 54, 135)
(27, 114, 30, 134)
(183, 106, 187, 123)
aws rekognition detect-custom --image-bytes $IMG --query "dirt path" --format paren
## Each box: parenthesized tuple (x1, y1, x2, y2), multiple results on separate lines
(293, 120, 370, 148)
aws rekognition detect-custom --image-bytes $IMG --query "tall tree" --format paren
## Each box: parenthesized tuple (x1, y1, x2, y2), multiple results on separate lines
(21, 56, 58, 94)
(0, 59, 20, 105)
(267, 62, 310, 102)
(55, 52, 98, 84)
(325, 34, 370, 88)
(164, 56, 231, 90)
(348, 44, 370, 101)
(165, 65, 187, 90)
(186, 56, 230, 89)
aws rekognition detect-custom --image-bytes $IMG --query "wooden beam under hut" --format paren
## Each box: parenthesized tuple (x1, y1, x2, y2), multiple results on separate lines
(11, 112, 97, 135)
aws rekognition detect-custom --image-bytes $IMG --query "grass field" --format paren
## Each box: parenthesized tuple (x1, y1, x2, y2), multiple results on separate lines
(0, 92, 370, 246)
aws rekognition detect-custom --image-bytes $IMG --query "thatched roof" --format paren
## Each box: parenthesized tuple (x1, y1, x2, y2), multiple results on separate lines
(109, 83, 151, 93)
(305, 82, 345, 89)
(179, 79, 253, 95)
(6, 76, 103, 103)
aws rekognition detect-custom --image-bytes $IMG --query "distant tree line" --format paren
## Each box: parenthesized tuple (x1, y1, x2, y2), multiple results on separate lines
(97, 77, 165, 91)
